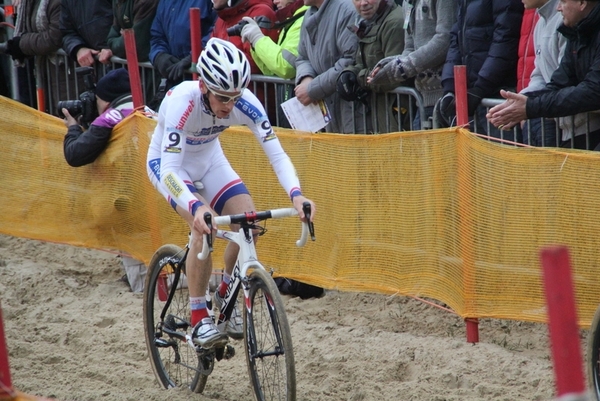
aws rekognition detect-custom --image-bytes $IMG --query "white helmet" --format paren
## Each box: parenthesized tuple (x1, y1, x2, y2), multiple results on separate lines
(196, 37, 250, 93)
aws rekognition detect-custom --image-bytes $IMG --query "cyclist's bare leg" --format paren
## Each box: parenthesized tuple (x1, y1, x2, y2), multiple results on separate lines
(220, 193, 256, 277)
(175, 201, 212, 299)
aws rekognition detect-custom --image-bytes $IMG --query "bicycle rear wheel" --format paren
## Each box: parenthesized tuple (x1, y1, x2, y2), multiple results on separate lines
(143, 244, 210, 393)
(588, 303, 600, 400)
(244, 268, 296, 401)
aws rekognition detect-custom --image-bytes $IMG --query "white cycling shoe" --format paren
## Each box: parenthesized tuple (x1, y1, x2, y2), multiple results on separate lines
(214, 291, 244, 340)
(191, 317, 229, 348)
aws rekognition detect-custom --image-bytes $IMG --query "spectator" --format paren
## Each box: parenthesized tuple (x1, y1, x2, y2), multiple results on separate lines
(149, 0, 217, 100)
(210, 0, 278, 74)
(487, 0, 600, 150)
(211, 0, 279, 120)
(5, 0, 63, 110)
(61, 68, 147, 292)
(435, 0, 523, 140)
(240, 0, 308, 126)
(99, 0, 159, 64)
(295, 0, 358, 133)
(519, 0, 565, 147)
(517, 9, 538, 94)
(60, 0, 113, 67)
(240, 0, 306, 80)
(367, 0, 455, 130)
(335, 0, 404, 134)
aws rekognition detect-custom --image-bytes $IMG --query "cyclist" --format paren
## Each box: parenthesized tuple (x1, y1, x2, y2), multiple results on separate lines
(146, 37, 316, 348)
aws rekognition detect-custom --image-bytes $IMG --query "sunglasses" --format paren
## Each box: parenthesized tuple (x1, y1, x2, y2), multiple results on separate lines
(207, 86, 243, 104)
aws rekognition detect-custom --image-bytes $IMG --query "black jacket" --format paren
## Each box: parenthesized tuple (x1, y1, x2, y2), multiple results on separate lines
(526, 3, 600, 119)
(441, 0, 523, 97)
(60, 0, 113, 61)
(63, 95, 134, 167)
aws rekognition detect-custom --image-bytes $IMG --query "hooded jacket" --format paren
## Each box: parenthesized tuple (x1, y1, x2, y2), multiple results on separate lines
(211, 0, 278, 74)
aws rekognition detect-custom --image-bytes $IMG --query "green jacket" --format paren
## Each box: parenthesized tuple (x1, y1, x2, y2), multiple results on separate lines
(251, 5, 308, 79)
(107, 0, 158, 62)
(346, 0, 405, 133)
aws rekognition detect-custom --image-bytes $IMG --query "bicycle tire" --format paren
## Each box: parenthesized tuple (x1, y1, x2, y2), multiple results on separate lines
(244, 268, 296, 401)
(143, 244, 209, 393)
(588, 303, 600, 400)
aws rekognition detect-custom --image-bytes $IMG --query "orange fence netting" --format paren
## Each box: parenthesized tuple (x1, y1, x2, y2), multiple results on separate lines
(1, 95, 600, 327)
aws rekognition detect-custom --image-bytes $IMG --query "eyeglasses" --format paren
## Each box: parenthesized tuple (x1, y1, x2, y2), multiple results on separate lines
(207, 86, 243, 104)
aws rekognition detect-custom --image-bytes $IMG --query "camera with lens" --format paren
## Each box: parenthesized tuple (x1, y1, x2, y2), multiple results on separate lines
(57, 66, 98, 127)
(226, 16, 273, 36)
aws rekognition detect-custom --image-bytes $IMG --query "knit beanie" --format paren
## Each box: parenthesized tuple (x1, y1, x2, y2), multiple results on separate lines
(96, 68, 130, 103)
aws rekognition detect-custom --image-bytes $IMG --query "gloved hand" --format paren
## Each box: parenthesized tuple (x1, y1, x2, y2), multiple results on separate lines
(467, 87, 485, 116)
(434, 92, 456, 128)
(6, 36, 27, 61)
(166, 54, 192, 82)
(152, 52, 180, 78)
(240, 16, 264, 46)
(368, 55, 409, 86)
(336, 70, 361, 101)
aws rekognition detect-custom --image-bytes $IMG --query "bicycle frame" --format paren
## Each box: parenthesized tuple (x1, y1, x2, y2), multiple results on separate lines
(198, 207, 311, 333)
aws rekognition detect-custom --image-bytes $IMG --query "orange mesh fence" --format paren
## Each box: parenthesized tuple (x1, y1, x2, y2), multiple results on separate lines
(1, 95, 599, 327)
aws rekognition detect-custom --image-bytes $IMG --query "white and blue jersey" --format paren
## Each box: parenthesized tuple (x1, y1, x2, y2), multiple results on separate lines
(147, 80, 302, 216)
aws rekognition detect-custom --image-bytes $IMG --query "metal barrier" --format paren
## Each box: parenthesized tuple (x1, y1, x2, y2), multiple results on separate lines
(17, 51, 427, 133)
(475, 98, 595, 150)
(27, 50, 600, 142)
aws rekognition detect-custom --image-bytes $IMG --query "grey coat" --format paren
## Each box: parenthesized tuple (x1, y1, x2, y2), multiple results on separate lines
(295, 0, 358, 133)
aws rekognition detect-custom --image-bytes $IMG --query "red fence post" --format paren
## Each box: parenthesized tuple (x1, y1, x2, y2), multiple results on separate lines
(456, 65, 479, 343)
(122, 29, 144, 108)
(189, 8, 202, 81)
(454, 65, 469, 127)
(0, 301, 15, 399)
(540, 246, 586, 397)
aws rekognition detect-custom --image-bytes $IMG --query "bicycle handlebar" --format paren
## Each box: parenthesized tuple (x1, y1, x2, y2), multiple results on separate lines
(197, 205, 314, 261)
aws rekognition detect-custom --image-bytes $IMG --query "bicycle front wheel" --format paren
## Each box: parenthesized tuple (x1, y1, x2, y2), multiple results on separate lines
(244, 268, 296, 401)
(143, 244, 210, 393)
(588, 303, 600, 400)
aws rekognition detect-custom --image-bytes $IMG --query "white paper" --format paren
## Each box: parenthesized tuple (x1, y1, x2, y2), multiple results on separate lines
(280, 97, 331, 133)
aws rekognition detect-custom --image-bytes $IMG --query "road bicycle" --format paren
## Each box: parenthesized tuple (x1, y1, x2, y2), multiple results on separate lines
(143, 203, 315, 400)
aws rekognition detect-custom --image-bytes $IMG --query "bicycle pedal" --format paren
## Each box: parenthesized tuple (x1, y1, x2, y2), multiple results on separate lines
(223, 344, 235, 360)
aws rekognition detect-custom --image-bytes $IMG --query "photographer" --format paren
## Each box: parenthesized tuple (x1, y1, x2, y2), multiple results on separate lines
(62, 67, 147, 293)
(62, 68, 133, 168)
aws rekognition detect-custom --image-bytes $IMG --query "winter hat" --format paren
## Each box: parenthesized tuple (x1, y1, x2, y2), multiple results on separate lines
(96, 68, 130, 102)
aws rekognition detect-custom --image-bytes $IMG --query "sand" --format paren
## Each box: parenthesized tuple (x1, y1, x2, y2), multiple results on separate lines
(0, 234, 576, 401)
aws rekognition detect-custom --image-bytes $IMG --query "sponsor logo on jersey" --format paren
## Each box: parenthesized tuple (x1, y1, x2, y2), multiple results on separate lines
(186, 125, 228, 145)
(237, 98, 263, 123)
(164, 145, 182, 153)
(260, 118, 276, 142)
(164, 173, 183, 197)
(176, 99, 195, 130)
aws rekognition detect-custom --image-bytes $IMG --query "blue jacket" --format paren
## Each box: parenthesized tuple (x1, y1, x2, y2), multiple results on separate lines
(441, 0, 523, 98)
(149, 0, 216, 63)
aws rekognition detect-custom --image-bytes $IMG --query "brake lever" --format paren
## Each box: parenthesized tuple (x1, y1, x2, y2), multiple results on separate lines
(204, 212, 213, 252)
(302, 201, 316, 241)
